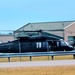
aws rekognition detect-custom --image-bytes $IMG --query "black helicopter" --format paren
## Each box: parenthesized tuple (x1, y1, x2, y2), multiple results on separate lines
(0, 33, 74, 53)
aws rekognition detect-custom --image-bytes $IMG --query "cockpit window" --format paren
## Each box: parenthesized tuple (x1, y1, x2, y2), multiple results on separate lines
(65, 42, 69, 45)
(61, 41, 67, 46)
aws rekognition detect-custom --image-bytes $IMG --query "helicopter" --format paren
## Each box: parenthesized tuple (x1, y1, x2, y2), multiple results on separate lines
(0, 31, 74, 53)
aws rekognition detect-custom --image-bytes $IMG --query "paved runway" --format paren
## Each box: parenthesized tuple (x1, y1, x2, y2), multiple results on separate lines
(0, 60, 75, 68)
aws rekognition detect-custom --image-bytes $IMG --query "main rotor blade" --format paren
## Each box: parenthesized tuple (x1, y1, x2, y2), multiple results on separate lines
(14, 29, 64, 32)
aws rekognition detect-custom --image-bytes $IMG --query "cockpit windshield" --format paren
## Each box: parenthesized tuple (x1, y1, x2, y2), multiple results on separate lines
(61, 40, 67, 46)
(61, 40, 73, 47)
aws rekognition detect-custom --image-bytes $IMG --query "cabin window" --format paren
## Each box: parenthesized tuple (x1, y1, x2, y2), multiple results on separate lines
(57, 42, 59, 47)
(36, 42, 42, 48)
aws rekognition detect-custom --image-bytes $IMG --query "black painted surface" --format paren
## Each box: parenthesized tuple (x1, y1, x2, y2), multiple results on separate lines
(0, 35, 73, 53)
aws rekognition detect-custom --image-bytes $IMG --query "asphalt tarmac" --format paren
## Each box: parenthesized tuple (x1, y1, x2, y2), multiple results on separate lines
(0, 60, 75, 68)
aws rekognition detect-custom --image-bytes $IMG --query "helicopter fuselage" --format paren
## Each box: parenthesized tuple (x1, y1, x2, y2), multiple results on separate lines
(0, 35, 73, 53)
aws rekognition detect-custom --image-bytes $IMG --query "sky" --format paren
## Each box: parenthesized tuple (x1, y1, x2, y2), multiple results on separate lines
(0, 0, 75, 33)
